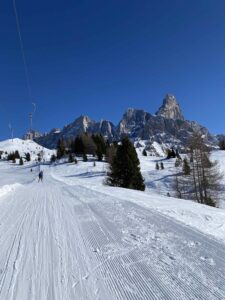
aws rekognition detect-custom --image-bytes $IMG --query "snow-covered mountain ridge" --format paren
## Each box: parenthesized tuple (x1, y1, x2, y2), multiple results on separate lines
(33, 94, 218, 149)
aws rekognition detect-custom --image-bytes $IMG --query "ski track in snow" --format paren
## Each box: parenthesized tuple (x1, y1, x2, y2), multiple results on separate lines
(0, 166, 225, 299)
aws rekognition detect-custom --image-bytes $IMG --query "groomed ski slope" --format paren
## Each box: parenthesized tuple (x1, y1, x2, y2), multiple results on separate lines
(0, 162, 225, 299)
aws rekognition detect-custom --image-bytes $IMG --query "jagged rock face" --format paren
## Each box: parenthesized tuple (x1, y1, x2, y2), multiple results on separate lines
(62, 115, 94, 137)
(34, 95, 217, 149)
(118, 109, 152, 138)
(156, 94, 184, 121)
(35, 131, 60, 149)
(93, 120, 117, 139)
(117, 108, 215, 146)
(35, 116, 116, 148)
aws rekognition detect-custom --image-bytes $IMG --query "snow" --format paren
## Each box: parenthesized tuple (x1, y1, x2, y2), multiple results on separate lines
(0, 183, 22, 198)
(52, 157, 225, 244)
(0, 138, 55, 161)
(0, 141, 225, 299)
(152, 141, 165, 157)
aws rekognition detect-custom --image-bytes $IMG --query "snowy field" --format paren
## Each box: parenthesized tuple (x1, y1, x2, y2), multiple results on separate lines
(0, 142, 225, 299)
(0, 138, 55, 161)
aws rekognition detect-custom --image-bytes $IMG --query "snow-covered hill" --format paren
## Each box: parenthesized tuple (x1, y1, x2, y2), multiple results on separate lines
(134, 140, 225, 207)
(0, 138, 55, 161)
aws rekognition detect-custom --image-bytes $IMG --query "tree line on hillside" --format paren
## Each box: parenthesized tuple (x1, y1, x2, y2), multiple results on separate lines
(1, 131, 223, 203)
(5, 151, 31, 165)
(55, 133, 109, 162)
(55, 134, 145, 191)
(54, 131, 223, 202)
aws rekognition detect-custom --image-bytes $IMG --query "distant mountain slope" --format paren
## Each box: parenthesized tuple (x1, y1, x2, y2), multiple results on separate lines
(0, 138, 55, 160)
(33, 94, 218, 149)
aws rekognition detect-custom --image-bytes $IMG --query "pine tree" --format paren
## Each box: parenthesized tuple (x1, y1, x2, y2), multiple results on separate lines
(142, 149, 147, 156)
(105, 144, 117, 164)
(50, 154, 56, 163)
(182, 157, 191, 175)
(81, 134, 96, 155)
(72, 136, 84, 155)
(107, 137, 145, 191)
(92, 134, 107, 156)
(171, 149, 176, 158)
(68, 153, 74, 163)
(8, 152, 16, 162)
(175, 158, 181, 167)
(219, 138, 225, 150)
(167, 148, 176, 159)
(96, 151, 103, 161)
(15, 150, 20, 159)
(57, 139, 66, 159)
(25, 153, 31, 162)
(167, 149, 172, 159)
(156, 162, 159, 170)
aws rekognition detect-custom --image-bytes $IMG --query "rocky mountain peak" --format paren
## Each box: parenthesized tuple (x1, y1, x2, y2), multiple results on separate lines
(75, 115, 91, 124)
(156, 94, 184, 120)
(71, 115, 93, 131)
(122, 108, 149, 121)
(33, 94, 217, 149)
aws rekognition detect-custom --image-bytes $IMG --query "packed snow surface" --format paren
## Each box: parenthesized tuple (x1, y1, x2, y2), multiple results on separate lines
(0, 152, 225, 299)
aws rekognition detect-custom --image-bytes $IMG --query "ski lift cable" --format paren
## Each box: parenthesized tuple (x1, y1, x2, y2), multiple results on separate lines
(13, 0, 32, 101)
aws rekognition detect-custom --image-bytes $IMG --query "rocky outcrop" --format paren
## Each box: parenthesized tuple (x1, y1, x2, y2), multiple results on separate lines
(93, 120, 117, 139)
(156, 94, 184, 120)
(118, 109, 152, 138)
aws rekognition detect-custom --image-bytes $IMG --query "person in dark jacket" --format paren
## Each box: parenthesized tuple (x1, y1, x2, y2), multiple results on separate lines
(38, 170, 43, 182)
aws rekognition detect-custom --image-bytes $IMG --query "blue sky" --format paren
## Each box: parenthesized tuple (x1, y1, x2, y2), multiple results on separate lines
(1, 0, 225, 140)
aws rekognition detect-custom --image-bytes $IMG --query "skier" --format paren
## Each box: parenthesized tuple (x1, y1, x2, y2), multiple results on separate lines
(38, 170, 43, 182)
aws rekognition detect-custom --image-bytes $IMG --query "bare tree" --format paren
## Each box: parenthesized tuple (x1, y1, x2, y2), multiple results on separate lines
(188, 134, 222, 206)
(173, 133, 223, 207)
